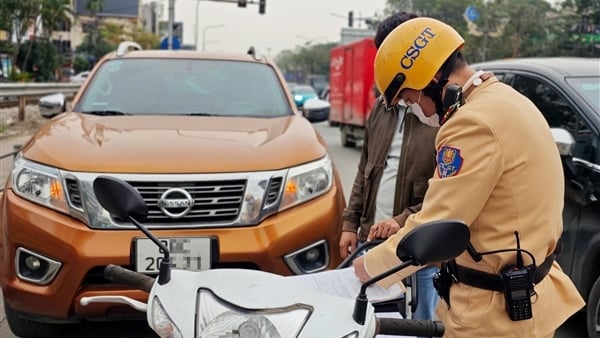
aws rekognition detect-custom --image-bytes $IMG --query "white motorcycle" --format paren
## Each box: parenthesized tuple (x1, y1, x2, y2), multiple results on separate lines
(81, 176, 470, 338)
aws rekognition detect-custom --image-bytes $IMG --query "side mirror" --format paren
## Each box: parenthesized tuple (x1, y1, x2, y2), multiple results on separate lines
(302, 98, 330, 123)
(550, 128, 575, 157)
(38, 93, 66, 118)
(550, 128, 578, 179)
(93, 176, 148, 222)
(396, 220, 470, 265)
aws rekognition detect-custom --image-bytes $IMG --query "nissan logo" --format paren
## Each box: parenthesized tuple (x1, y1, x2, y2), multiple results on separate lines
(157, 188, 195, 218)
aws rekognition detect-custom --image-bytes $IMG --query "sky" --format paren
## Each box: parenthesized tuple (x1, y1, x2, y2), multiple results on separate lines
(147, 0, 388, 57)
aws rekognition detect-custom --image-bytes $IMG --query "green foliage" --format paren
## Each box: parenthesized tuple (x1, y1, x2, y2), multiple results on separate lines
(73, 56, 90, 73)
(275, 42, 337, 82)
(383, 0, 600, 60)
(75, 36, 116, 66)
(16, 40, 59, 82)
(9, 70, 32, 82)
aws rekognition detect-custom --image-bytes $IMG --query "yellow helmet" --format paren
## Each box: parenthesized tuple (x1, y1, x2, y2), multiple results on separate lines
(374, 17, 465, 106)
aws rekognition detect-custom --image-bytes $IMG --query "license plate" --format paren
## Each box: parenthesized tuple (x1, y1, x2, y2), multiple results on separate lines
(134, 237, 214, 273)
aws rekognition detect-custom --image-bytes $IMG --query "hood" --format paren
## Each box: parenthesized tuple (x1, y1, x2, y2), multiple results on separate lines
(21, 113, 326, 173)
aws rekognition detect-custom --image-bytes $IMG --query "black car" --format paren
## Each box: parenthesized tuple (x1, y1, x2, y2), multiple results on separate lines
(473, 57, 600, 337)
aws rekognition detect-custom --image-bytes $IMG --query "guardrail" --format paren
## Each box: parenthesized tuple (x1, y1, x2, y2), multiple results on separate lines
(0, 144, 21, 193)
(0, 83, 81, 121)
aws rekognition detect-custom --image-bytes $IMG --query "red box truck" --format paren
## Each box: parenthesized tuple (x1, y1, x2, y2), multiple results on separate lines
(328, 37, 377, 147)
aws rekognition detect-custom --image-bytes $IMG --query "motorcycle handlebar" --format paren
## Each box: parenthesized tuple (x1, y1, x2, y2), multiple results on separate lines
(104, 264, 155, 293)
(376, 318, 444, 337)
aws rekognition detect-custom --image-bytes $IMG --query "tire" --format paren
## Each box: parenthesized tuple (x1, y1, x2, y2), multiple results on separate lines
(4, 301, 65, 338)
(341, 126, 356, 148)
(588, 276, 600, 338)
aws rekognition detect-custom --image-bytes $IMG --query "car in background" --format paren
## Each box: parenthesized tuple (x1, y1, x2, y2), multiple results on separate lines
(320, 84, 330, 102)
(69, 70, 91, 84)
(291, 84, 319, 108)
(0, 41, 344, 337)
(473, 57, 600, 337)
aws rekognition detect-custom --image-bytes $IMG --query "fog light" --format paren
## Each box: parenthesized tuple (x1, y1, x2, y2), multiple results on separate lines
(16, 247, 62, 285)
(305, 248, 320, 262)
(25, 256, 42, 271)
(284, 240, 330, 274)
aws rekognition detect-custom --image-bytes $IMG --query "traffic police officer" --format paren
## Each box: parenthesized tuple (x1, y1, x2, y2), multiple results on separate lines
(353, 17, 585, 337)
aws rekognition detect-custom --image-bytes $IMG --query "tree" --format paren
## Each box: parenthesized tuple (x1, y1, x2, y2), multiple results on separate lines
(17, 40, 59, 82)
(0, 0, 42, 75)
(275, 42, 337, 82)
(40, 0, 74, 40)
(101, 22, 160, 50)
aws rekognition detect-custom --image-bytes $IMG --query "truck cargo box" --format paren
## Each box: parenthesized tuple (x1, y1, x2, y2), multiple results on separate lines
(328, 37, 377, 147)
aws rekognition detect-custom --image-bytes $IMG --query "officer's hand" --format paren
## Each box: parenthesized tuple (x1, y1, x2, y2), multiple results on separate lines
(367, 218, 401, 241)
(339, 231, 358, 259)
(352, 256, 371, 283)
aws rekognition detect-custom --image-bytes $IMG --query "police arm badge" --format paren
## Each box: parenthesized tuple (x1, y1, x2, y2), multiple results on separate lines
(436, 146, 463, 178)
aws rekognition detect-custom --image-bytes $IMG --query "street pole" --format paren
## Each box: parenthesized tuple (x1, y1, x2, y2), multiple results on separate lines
(195, 0, 200, 50)
(168, 0, 175, 50)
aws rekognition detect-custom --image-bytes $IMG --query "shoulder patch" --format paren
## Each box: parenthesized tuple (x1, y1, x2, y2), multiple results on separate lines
(436, 146, 463, 178)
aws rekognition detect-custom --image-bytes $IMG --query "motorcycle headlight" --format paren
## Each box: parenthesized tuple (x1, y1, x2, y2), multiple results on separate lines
(197, 289, 311, 337)
(151, 296, 183, 338)
(279, 155, 333, 211)
(11, 155, 69, 213)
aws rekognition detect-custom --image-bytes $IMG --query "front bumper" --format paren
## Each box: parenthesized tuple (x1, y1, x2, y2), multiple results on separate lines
(0, 187, 344, 321)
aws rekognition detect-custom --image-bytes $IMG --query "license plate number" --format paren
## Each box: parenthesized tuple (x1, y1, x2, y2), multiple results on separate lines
(134, 237, 213, 273)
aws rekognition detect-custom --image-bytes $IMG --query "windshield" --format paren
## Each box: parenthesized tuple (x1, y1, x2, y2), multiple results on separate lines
(566, 76, 600, 114)
(75, 58, 292, 117)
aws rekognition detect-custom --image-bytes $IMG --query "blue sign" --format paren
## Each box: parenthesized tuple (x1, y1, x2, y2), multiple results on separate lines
(160, 36, 181, 50)
(465, 5, 480, 22)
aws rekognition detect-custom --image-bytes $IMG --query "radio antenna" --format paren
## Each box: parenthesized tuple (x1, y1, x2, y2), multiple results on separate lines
(515, 231, 524, 267)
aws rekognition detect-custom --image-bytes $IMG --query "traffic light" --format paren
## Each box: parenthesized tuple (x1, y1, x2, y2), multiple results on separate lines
(237, 0, 247, 8)
(259, 0, 266, 15)
(348, 11, 354, 27)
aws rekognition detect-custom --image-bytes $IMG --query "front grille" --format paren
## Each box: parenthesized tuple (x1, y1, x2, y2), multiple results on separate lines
(127, 180, 246, 224)
(65, 177, 82, 208)
(265, 177, 283, 206)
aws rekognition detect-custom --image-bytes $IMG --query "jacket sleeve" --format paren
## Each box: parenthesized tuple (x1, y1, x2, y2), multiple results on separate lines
(364, 113, 504, 287)
(392, 203, 422, 228)
(342, 98, 381, 232)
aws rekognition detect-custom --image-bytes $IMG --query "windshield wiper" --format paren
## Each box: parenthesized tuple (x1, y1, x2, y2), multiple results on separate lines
(185, 113, 218, 116)
(82, 110, 130, 116)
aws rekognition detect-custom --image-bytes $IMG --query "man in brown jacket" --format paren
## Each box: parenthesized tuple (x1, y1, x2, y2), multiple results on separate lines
(339, 12, 440, 327)
(353, 17, 585, 337)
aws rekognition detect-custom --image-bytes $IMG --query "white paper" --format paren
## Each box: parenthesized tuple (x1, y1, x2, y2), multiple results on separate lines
(286, 267, 405, 304)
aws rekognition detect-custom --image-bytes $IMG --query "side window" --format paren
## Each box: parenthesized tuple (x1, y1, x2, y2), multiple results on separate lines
(512, 75, 597, 161)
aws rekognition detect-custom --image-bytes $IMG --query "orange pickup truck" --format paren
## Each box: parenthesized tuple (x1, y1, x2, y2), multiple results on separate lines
(0, 42, 345, 337)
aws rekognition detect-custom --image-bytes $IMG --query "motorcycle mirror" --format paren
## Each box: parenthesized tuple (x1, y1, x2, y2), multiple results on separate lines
(353, 219, 470, 325)
(396, 219, 470, 265)
(93, 176, 148, 222)
(93, 176, 172, 285)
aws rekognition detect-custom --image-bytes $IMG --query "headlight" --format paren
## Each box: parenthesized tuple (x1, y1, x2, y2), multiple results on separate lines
(279, 155, 333, 211)
(197, 289, 311, 337)
(151, 296, 183, 338)
(11, 155, 69, 213)
(294, 95, 303, 101)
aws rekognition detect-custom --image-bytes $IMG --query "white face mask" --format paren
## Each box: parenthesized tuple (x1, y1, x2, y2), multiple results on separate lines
(410, 103, 440, 128)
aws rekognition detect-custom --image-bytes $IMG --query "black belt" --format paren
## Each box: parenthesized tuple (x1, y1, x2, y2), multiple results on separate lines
(452, 253, 555, 292)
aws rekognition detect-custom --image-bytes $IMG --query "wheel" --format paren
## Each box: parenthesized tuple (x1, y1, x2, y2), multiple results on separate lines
(4, 301, 65, 338)
(341, 126, 356, 148)
(588, 276, 600, 338)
